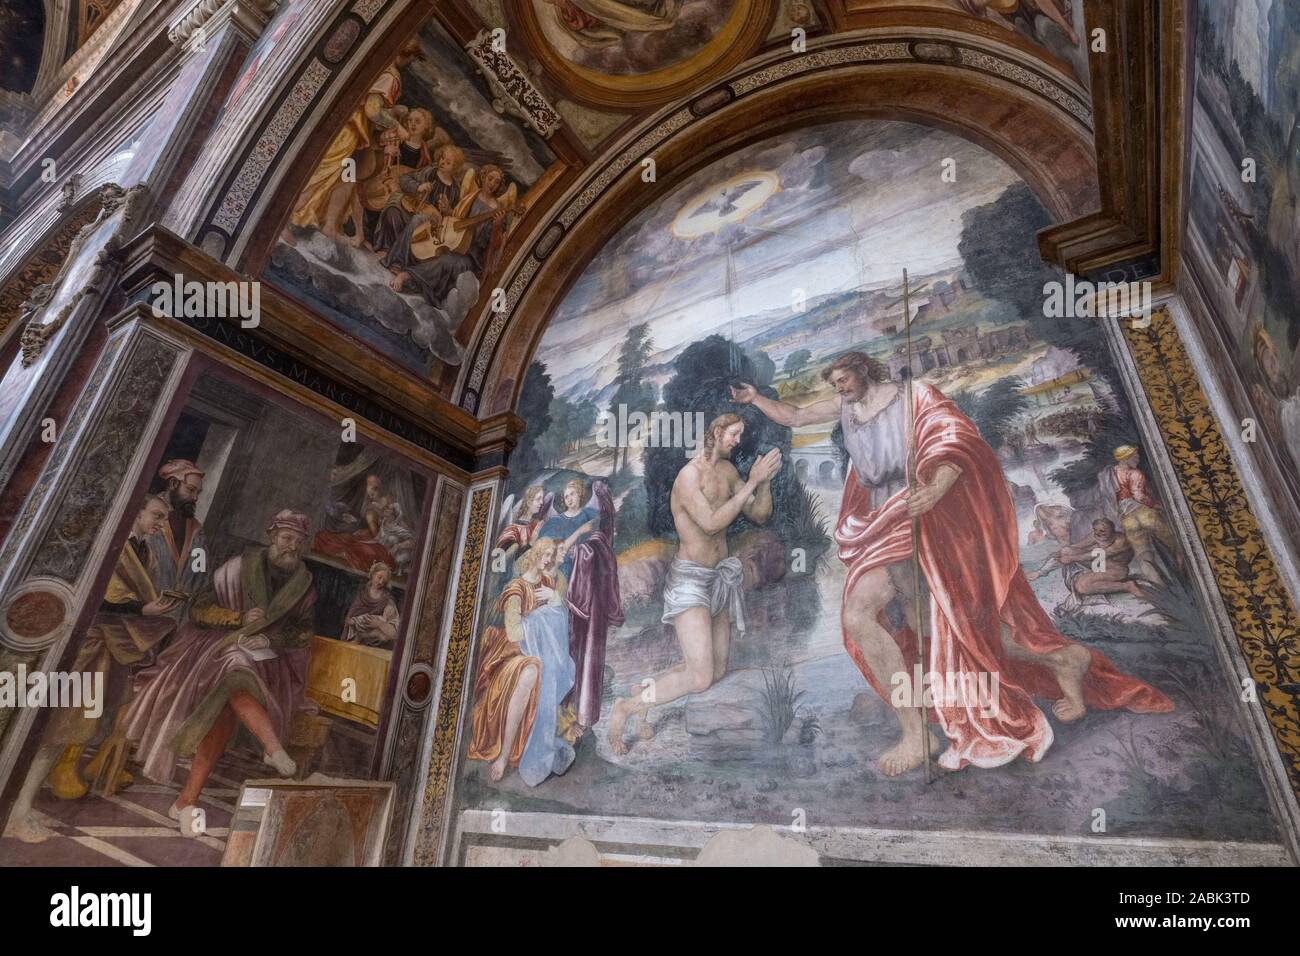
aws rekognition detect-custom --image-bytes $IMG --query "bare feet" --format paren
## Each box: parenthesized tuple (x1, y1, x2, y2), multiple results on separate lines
(879, 730, 943, 777)
(4, 813, 55, 843)
(488, 755, 508, 782)
(263, 748, 297, 777)
(607, 697, 636, 756)
(390, 271, 409, 293)
(1048, 644, 1092, 722)
(633, 712, 655, 741)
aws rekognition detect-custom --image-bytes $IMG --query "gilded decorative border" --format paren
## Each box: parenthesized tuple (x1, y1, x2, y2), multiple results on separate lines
(412, 485, 492, 865)
(1122, 309, 1300, 797)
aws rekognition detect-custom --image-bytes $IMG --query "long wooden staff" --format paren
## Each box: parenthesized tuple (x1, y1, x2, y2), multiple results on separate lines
(901, 268, 933, 784)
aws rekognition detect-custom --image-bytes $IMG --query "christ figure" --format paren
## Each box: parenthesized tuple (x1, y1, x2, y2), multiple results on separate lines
(606, 414, 781, 754)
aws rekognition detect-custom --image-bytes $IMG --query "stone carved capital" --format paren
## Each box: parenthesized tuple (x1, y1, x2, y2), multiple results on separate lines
(168, 0, 279, 48)
(18, 183, 150, 367)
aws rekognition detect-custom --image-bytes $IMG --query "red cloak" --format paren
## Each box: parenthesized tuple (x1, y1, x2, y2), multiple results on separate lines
(834, 384, 1173, 770)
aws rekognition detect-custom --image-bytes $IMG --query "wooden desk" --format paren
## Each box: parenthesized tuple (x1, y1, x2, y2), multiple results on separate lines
(305, 635, 392, 729)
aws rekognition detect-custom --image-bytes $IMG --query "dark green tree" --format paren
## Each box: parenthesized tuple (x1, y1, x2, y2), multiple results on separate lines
(973, 376, 1030, 451)
(642, 335, 827, 558)
(958, 183, 1142, 494)
(959, 183, 1129, 407)
(609, 323, 655, 475)
(748, 347, 776, 388)
(783, 348, 813, 378)
(513, 360, 554, 475)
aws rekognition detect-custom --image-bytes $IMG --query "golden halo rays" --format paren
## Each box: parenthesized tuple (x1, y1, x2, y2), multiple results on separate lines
(670, 171, 781, 239)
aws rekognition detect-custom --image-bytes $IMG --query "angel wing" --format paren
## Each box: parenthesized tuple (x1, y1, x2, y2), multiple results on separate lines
(586, 480, 617, 538)
(424, 125, 453, 155)
(464, 148, 514, 171)
(458, 167, 479, 200)
(496, 493, 517, 540)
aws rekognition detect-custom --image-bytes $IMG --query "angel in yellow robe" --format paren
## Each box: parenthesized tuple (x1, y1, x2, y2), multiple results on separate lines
(288, 40, 425, 245)
(468, 538, 579, 785)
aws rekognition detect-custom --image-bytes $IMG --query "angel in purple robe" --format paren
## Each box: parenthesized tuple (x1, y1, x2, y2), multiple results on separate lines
(537, 478, 624, 733)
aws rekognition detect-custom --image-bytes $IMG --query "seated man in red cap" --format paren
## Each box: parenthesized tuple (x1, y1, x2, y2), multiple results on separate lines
(121, 509, 319, 836)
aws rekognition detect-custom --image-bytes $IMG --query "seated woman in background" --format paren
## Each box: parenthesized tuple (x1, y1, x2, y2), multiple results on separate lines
(467, 537, 577, 786)
(343, 562, 400, 646)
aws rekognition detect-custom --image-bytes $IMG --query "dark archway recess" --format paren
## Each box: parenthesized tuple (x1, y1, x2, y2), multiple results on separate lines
(0, 0, 46, 94)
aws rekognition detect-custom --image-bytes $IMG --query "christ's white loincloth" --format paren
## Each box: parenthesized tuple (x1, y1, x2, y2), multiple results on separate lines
(660, 557, 746, 636)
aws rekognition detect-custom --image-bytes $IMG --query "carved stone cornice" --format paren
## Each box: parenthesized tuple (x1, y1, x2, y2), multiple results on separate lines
(1038, 0, 1186, 283)
(168, 0, 279, 48)
(112, 224, 487, 471)
(17, 182, 150, 368)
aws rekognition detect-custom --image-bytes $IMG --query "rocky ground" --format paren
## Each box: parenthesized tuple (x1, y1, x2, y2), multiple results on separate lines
(463, 562, 1278, 843)
(461, 472, 1280, 845)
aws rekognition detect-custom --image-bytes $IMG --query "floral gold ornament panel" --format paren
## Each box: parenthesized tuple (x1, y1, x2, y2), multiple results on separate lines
(414, 484, 493, 866)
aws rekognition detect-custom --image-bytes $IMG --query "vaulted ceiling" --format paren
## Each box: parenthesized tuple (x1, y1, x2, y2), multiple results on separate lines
(0, 0, 127, 96)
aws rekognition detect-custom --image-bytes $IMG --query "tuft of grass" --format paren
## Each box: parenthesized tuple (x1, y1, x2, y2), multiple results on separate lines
(1095, 719, 1151, 778)
(1053, 608, 1166, 644)
(1135, 575, 1204, 641)
(1156, 662, 1248, 763)
(790, 480, 831, 556)
(798, 714, 823, 746)
(758, 665, 805, 745)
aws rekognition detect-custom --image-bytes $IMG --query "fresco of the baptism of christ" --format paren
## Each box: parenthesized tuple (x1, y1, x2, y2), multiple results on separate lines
(452, 119, 1278, 845)
(268, 17, 556, 379)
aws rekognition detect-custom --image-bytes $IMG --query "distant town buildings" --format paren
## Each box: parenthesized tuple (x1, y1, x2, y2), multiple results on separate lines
(885, 322, 1030, 379)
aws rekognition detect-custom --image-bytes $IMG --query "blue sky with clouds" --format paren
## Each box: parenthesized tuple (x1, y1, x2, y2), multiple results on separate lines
(537, 119, 1024, 383)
